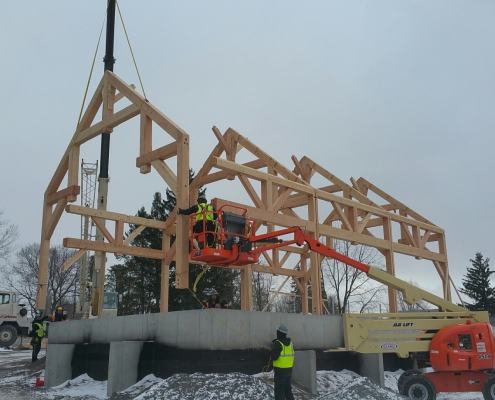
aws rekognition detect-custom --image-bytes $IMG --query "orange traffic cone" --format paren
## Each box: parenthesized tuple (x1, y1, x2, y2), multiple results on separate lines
(35, 377, 44, 387)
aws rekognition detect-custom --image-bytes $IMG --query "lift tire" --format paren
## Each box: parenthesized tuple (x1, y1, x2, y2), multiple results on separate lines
(482, 374, 495, 400)
(398, 369, 423, 394)
(401, 374, 436, 400)
(0, 325, 18, 347)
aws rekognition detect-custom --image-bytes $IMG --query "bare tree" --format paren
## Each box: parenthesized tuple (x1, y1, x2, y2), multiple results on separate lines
(252, 271, 276, 311)
(322, 240, 386, 314)
(2, 243, 80, 314)
(0, 210, 19, 262)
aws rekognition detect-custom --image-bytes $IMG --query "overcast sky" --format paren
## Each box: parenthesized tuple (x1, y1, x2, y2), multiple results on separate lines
(1, 1, 494, 300)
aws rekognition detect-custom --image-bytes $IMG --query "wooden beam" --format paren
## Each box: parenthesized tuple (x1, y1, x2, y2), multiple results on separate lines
(136, 142, 178, 168)
(46, 77, 104, 196)
(62, 249, 86, 271)
(123, 225, 146, 246)
(92, 217, 115, 244)
(114, 84, 136, 102)
(238, 174, 264, 209)
(195, 159, 265, 186)
(64, 238, 165, 259)
(106, 71, 188, 141)
(151, 159, 177, 190)
(227, 128, 308, 185)
(139, 111, 152, 174)
(300, 157, 382, 208)
(44, 198, 68, 240)
(65, 205, 167, 230)
(357, 177, 434, 225)
(74, 104, 140, 145)
(46, 185, 80, 206)
(212, 126, 230, 156)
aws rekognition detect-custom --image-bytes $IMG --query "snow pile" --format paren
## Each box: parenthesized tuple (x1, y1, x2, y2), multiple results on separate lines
(128, 372, 274, 400)
(0, 350, 487, 400)
(47, 374, 107, 399)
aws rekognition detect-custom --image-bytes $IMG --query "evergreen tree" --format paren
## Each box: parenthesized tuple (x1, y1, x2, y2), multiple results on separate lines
(460, 253, 495, 313)
(106, 172, 239, 314)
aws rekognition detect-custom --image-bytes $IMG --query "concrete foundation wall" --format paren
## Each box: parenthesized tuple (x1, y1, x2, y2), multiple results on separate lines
(293, 350, 317, 394)
(107, 341, 143, 397)
(359, 353, 384, 387)
(45, 344, 75, 388)
(49, 310, 344, 351)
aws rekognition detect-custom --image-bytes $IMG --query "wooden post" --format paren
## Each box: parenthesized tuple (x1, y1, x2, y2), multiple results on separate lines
(160, 232, 170, 312)
(175, 132, 190, 289)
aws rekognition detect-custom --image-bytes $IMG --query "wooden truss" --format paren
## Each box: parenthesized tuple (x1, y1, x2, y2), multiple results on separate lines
(36, 72, 451, 315)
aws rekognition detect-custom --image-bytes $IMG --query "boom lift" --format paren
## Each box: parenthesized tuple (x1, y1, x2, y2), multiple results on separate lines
(187, 206, 495, 400)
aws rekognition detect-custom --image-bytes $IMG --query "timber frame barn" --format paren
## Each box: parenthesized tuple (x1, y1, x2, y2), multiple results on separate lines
(36, 70, 453, 316)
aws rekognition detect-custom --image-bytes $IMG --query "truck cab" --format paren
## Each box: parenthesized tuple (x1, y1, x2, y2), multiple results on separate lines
(0, 290, 29, 347)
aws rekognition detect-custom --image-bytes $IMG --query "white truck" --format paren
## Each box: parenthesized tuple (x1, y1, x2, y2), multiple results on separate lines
(0, 290, 30, 347)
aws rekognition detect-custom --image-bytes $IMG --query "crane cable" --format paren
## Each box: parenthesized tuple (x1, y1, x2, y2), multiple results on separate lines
(115, 0, 147, 100)
(76, 0, 147, 131)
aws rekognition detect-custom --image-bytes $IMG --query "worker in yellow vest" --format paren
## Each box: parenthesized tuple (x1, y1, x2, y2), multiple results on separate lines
(30, 310, 51, 362)
(271, 324, 295, 400)
(178, 195, 217, 248)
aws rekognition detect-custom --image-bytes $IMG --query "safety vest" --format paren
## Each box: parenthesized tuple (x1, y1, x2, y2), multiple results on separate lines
(272, 340, 294, 368)
(34, 322, 44, 338)
(195, 203, 214, 222)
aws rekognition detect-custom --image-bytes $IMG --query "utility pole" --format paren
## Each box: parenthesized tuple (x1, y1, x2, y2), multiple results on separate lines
(91, 0, 116, 318)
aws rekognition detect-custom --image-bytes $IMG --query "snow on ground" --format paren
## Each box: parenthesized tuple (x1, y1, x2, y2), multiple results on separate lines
(0, 348, 486, 399)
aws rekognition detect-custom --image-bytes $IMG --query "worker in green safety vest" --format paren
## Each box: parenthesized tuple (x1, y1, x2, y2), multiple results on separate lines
(178, 195, 217, 248)
(30, 310, 51, 362)
(271, 324, 295, 400)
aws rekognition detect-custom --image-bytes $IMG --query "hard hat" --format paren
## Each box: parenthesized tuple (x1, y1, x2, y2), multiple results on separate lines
(57, 306, 63, 311)
(35, 310, 43, 317)
(277, 324, 289, 335)
(197, 196, 207, 203)
(208, 289, 218, 296)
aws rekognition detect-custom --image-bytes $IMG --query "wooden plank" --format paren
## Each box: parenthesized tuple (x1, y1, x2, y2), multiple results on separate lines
(151, 159, 177, 190)
(46, 185, 81, 206)
(160, 233, 170, 312)
(92, 217, 115, 244)
(44, 198, 68, 240)
(66, 205, 167, 230)
(139, 111, 152, 174)
(74, 104, 140, 145)
(64, 238, 165, 259)
(106, 71, 188, 141)
(136, 142, 178, 168)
